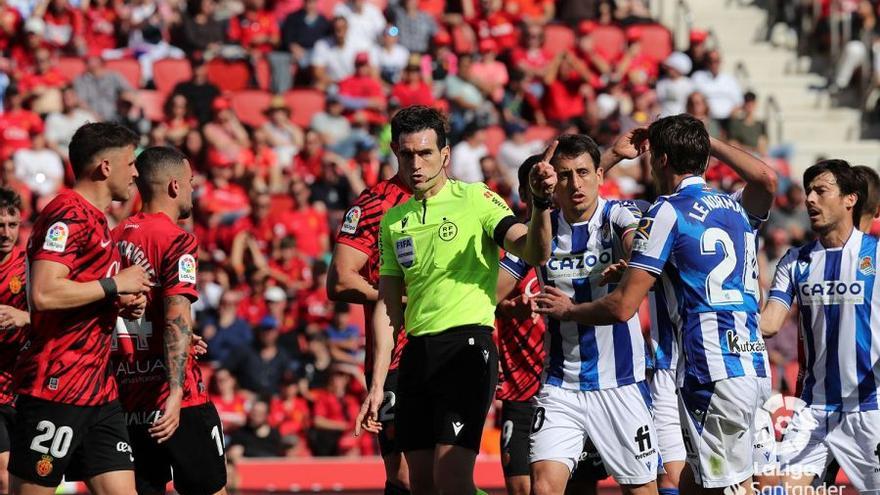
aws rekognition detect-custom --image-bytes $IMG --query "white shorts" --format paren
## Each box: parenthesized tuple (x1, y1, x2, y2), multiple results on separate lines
(753, 405, 778, 476)
(679, 376, 766, 488)
(649, 368, 687, 464)
(779, 407, 880, 493)
(530, 382, 658, 485)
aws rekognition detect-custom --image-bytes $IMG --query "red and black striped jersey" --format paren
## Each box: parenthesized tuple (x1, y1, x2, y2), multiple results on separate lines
(335, 175, 410, 372)
(495, 268, 545, 402)
(111, 212, 207, 413)
(0, 246, 27, 405)
(16, 190, 121, 406)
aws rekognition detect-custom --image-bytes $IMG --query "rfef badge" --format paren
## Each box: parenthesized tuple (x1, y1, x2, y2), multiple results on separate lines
(395, 236, 415, 268)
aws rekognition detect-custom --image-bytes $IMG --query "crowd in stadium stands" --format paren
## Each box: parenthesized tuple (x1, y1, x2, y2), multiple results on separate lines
(0, 0, 853, 468)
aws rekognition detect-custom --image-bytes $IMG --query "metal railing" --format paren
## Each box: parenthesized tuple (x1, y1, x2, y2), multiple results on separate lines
(765, 95, 784, 146)
(673, 0, 693, 51)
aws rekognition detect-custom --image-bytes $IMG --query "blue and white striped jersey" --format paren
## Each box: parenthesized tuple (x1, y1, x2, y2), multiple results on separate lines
(769, 229, 880, 412)
(530, 197, 649, 391)
(629, 177, 769, 384)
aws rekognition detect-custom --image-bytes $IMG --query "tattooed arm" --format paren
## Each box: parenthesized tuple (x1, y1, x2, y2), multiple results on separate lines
(149, 294, 194, 443)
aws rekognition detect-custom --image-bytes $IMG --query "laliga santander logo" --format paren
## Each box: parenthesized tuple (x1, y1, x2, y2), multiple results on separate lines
(180, 256, 196, 276)
(47, 224, 65, 242)
(762, 392, 808, 444)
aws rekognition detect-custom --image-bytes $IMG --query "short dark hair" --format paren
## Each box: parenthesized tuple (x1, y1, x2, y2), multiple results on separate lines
(517, 154, 544, 195)
(391, 105, 448, 149)
(647, 114, 710, 175)
(0, 187, 22, 216)
(854, 165, 880, 220)
(550, 134, 601, 171)
(135, 146, 188, 201)
(68, 123, 139, 179)
(804, 159, 865, 223)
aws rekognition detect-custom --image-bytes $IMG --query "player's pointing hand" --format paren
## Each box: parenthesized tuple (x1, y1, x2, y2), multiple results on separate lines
(529, 140, 558, 202)
(534, 286, 575, 320)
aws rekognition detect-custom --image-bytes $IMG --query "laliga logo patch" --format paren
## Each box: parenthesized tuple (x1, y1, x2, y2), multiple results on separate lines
(178, 254, 197, 284)
(860, 256, 875, 276)
(341, 206, 362, 235)
(36, 455, 53, 477)
(43, 222, 69, 253)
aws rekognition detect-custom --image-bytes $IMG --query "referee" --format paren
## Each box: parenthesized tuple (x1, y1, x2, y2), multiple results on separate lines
(356, 106, 556, 495)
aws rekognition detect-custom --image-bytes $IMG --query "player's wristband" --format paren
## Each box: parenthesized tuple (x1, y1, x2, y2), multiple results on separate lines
(532, 194, 553, 210)
(99, 278, 118, 298)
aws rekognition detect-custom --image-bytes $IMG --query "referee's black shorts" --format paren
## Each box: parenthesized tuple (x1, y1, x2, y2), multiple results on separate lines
(396, 325, 498, 453)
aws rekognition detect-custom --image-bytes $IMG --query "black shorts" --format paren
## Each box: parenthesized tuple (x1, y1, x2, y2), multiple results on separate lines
(396, 325, 498, 453)
(500, 400, 531, 478)
(127, 402, 227, 495)
(9, 395, 133, 487)
(375, 370, 400, 457)
(0, 404, 14, 453)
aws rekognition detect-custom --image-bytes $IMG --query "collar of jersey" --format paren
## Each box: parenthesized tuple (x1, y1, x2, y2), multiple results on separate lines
(564, 196, 605, 227)
(674, 175, 706, 192)
(417, 178, 455, 203)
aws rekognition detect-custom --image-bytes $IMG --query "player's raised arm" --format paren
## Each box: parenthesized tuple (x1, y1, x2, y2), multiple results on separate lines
(502, 142, 557, 266)
(598, 128, 649, 173)
(709, 136, 778, 219)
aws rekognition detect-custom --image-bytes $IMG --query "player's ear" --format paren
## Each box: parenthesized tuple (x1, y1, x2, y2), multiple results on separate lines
(168, 178, 179, 199)
(96, 158, 111, 180)
(440, 145, 450, 169)
(595, 163, 605, 184)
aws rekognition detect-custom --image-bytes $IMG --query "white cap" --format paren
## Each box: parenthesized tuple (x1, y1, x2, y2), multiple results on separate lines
(663, 52, 692, 75)
(264, 286, 287, 303)
(24, 17, 45, 35)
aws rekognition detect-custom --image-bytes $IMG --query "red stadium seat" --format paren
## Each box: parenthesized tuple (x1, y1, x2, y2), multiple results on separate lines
(631, 23, 672, 62)
(483, 125, 505, 156)
(105, 58, 142, 89)
(524, 125, 557, 145)
(283, 89, 325, 128)
(230, 90, 272, 127)
(138, 90, 165, 122)
(590, 25, 626, 63)
(205, 59, 251, 92)
(543, 24, 575, 54)
(57, 57, 86, 81)
(153, 58, 192, 94)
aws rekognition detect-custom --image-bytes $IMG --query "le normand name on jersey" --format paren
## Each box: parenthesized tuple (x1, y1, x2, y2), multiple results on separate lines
(687, 193, 745, 222)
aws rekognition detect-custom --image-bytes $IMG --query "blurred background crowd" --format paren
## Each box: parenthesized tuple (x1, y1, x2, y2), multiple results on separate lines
(0, 0, 870, 470)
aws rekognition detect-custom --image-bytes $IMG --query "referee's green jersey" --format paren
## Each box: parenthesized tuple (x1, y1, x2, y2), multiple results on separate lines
(379, 180, 515, 336)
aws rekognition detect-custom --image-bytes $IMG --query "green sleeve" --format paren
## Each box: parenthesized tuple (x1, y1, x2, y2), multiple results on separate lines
(378, 216, 403, 277)
(471, 183, 515, 238)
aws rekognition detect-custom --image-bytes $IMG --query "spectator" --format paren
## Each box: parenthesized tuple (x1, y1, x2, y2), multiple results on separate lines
(656, 51, 695, 117)
(767, 184, 811, 244)
(444, 54, 491, 138)
(267, 236, 313, 294)
(261, 96, 304, 173)
(10, 17, 45, 71)
(210, 368, 250, 434)
(163, 92, 198, 147)
(377, 26, 409, 85)
(294, 128, 328, 182)
(333, 0, 385, 49)
(391, 59, 434, 108)
(203, 290, 254, 363)
(45, 86, 96, 159)
(198, 148, 251, 223)
(685, 91, 722, 138)
(507, 0, 555, 23)
(312, 16, 376, 89)
(470, 38, 508, 103)
(170, 60, 221, 125)
(82, 0, 118, 57)
(39, 0, 85, 55)
(326, 302, 361, 365)
(269, 372, 311, 455)
(728, 91, 768, 155)
(500, 70, 544, 126)
(310, 96, 352, 151)
(289, 179, 331, 259)
(830, 0, 879, 92)
(497, 122, 544, 188)
(228, 0, 280, 55)
(18, 47, 67, 114)
(450, 122, 487, 183)
(0, 87, 43, 162)
(309, 154, 365, 219)
(0, 0, 21, 55)
(510, 23, 553, 94)
(203, 96, 252, 158)
(224, 315, 298, 397)
(480, 154, 512, 199)
(308, 366, 364, 456)
(176, 0, 226, 57)
(691, 50, 744, 124)
(280, 0, 330, 70)
(391, 0, 437, 54)
(295, 261, 332, 335)
(472, 0, 518, 53)
(228, 399, 285, 458)
(73, 55, 135, 122)
(12, 132, 64, 202)
(542, 50, 592, 127)
(338, 52, 387, 126)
